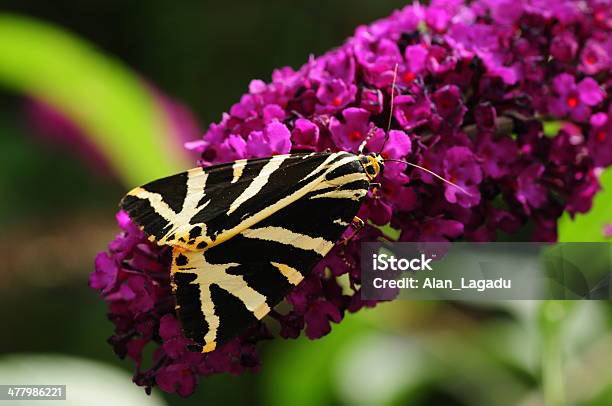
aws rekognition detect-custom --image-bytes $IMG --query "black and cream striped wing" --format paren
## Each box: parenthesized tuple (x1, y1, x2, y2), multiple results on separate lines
(171, 165, 369, 352)
(120, 152, 355, 250)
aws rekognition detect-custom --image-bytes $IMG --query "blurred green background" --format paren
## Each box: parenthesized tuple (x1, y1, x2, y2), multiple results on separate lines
(0, 1, 611, 405)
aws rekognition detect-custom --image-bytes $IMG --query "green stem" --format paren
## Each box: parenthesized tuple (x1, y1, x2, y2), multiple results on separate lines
(540, 301, 567, 406)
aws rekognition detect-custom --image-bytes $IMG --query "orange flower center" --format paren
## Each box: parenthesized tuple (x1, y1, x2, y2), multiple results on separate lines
(566, 96, 579, 108)
(332, 96, 343, 107)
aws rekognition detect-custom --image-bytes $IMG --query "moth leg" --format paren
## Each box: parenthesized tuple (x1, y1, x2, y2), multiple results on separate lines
(351, 216, 365, 230)
(338, 216, 365, 246)
(337, 217, 365, 268)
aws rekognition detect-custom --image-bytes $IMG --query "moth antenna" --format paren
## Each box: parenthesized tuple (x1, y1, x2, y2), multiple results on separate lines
(378, 63, 399, 153)
(385, 64, 399, 137)
(358, 63, 399, 155)
(385, 159, 473, 197)
(373, 65, 469, 197)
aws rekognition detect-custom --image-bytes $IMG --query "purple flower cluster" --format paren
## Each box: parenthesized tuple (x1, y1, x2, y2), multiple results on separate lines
(92, 0, 611, 396)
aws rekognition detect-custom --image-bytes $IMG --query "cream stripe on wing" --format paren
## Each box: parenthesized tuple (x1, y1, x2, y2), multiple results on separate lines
(211, 273, 270, 319)
(310, 188, 367, 200)
(191, 253, 270, 320)
(199, 283, 220, 350)
(231, 159, 248, 184)
(311, 172, 366, 190)
(158, 168, 212, 245)
(209, 153, 362, 248)
(271, 262, 304, 285)
(181, 168, 210, 216)
(242, 226, 334, 256)
(227, 155, 288, 215)
(127, 187, 177, 221)
(172, 251, 222, 348)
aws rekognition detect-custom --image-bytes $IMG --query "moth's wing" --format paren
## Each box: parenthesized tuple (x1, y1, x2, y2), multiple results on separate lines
(120, 156, 270, 247)
(171, 168, 371, 352)
(120, 152, 352, 250)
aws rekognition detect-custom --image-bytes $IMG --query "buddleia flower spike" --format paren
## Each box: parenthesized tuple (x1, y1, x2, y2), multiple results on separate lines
(91, 0, 611, 396)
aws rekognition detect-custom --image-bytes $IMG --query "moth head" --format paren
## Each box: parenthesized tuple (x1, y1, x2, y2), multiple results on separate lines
(363, 153, 384, 180)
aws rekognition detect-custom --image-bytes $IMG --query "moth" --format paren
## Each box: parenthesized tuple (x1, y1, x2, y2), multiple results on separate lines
(120, 151, 385, 352)
(119, 65, 464, 353)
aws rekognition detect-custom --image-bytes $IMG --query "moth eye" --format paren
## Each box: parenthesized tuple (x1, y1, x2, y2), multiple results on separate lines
(366, 166, 376, 175)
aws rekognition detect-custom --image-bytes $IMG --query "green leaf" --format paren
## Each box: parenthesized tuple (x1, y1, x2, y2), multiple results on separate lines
(558, 168, 612, 242)
(0, 14, 190, 186)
